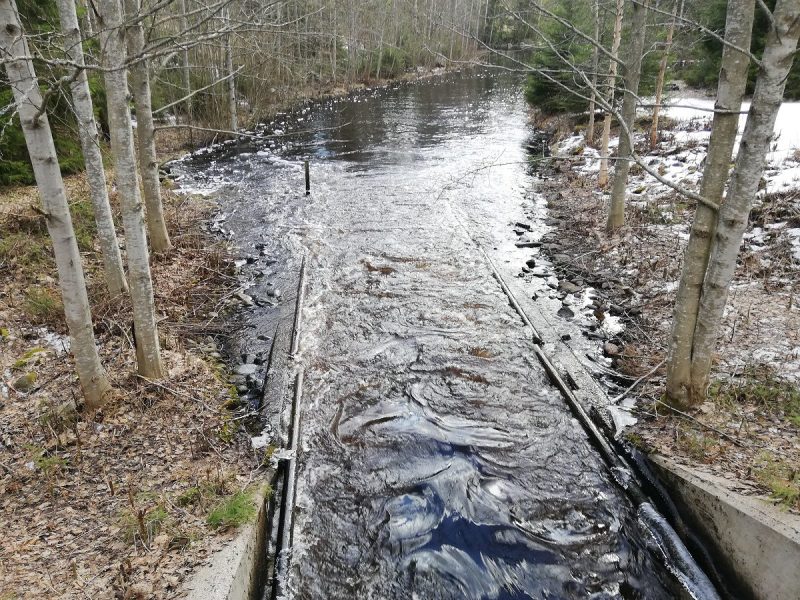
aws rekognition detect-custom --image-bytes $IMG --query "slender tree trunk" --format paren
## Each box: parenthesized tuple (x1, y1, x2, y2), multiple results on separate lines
(124, 0, 171, 253)
(331, 0, 337, 82)
(598, 0, 624, 187)
(607, 0, 650, 231)
(78, 0, 94, 36)
(376, 18, 386, 80)
(0, 0, 112, 409)
(689, 0, 800, 399)
(649, 0, 680, 148)
(56, 0, 128, 297)
(225, 7, 238, 132)
(666, 0, 755, 408)
(96, 0, 164, 379)
(179, 0, 194, 147)
(586, 0, 600, 146)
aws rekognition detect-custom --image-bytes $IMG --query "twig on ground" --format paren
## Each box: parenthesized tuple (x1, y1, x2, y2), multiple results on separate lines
(135, 375, 218, 413)
(611, 359, 665, 404)
(654, 399, 747, 447)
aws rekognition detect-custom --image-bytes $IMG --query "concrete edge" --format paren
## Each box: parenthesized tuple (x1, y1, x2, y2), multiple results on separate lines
(651, 455, 800, 600)
(182, 482, 271, 600)
(504, 273, 614, 415)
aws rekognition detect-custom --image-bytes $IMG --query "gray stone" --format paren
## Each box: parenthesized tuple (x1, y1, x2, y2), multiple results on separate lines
(559, 281, 581, 294)
(236, 363, 258, 376)
(557, 306, 575, 319)
(235, 292, 254, 306)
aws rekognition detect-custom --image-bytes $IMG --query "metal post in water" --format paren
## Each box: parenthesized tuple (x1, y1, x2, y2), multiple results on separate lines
(304, 160, 310, 195)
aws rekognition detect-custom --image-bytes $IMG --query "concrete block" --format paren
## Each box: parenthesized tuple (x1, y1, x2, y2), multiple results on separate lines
(183, 484, 270, 600)
(652, 456, 800, 600)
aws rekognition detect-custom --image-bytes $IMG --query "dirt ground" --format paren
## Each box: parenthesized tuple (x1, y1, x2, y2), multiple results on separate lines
(534, 118, 800, 514)
(0, 173, 266, 599)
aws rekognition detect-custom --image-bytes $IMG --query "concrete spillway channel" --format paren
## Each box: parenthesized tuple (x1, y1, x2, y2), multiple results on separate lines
(181, 239, 798, 600)
(253, 244, 723, 600)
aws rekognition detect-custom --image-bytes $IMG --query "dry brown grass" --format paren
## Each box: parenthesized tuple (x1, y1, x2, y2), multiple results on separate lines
(0, 172, 262, 598)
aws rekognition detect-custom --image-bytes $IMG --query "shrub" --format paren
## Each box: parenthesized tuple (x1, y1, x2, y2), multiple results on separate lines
(206, 489, 257, 529)
(23, 287, 63, 324)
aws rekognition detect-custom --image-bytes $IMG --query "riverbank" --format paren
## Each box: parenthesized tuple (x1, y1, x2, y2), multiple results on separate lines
(533, 104, 800, 514)
(155, 65, 461, 161)
(0, 173, 267, 597)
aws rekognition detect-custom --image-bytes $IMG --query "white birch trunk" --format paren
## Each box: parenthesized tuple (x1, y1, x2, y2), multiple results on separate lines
(607, 0, 649, 231)
(649, 0, 680, 148)
(96, 0, 164, 379)
(690, 0, 800, 398)
(179, 0, 193, 146)
(224, 7, 238, 133)
(0, 0, 112, 408)
(78, 0, 94, 37)
(586, 0, 600, 147)
(666, 0, 755, 408)
(56, 0, 128, 297)
(124, 0, 171, 253)
(598, 0, 624, 188)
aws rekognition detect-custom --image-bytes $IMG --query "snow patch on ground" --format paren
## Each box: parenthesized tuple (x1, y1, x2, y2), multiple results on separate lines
(554, 93, 800, 380)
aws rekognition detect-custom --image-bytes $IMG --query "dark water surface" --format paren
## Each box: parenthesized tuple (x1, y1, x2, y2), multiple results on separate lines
(174, 73, 688, 599)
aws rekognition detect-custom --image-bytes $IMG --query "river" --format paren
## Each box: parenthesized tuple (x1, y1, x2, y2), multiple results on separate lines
(172, 71, 702, 599)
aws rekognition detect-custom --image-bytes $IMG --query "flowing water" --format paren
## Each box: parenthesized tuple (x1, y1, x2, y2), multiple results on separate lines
(173, 72, 700, 599)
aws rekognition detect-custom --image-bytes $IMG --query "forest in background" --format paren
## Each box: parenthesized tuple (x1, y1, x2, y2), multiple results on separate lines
(6, 1, 800, 185)
(522, 0, 800, 114)
(2, 0, 491, 185)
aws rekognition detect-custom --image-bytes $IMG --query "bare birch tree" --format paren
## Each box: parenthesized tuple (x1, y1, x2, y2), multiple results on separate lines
(586, 0, 600, 146)
(223, 5, 237, 133)
(179, 0, 193, 145)
(125, 0, 172, 253)
(687, 0, 800, 402)
(649, 0, 680, 148)
(607, 0, 649, 231)
(598, 0, 623, 187)
(0, 0, 112, 409)
(56, 0, 128, 297)
(666, 0, 756, 408)
(96, 0, 164, 379)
